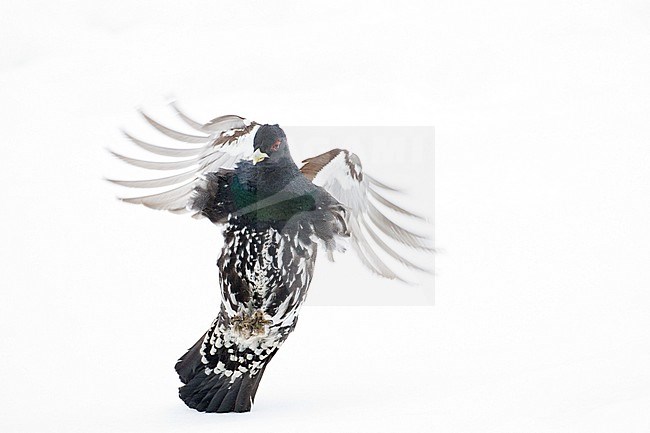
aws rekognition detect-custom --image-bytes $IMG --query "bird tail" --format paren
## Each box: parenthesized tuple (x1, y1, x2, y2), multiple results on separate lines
(175, 333, 275, 413)
(175, 333, 206, 385)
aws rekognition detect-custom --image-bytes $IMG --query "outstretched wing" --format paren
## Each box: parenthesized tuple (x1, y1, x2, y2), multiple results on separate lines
(107, 102, 259, 214)
(301, 149, 433, 282)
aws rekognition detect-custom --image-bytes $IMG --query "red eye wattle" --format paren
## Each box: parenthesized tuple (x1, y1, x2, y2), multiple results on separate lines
(271, 139, 282, 152)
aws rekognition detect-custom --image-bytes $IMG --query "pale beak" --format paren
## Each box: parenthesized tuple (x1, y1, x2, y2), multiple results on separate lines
(251, 148, 269, 165)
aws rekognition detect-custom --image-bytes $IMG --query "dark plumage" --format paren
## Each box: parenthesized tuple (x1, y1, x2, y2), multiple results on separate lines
(109, 107, 433, 413)
(176, 125, 347, 412)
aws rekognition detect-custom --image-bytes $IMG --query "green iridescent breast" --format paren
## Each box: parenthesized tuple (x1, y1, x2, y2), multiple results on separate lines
(231, 175, 316, 222)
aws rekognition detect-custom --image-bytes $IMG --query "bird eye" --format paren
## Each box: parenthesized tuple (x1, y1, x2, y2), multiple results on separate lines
(270, 139, 282, 152)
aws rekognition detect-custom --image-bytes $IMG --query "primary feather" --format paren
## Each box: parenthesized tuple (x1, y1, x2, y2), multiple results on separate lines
(301, 148, 434, 281)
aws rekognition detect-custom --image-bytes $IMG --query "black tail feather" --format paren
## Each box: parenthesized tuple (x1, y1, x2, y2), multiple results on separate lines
(175, 332, 274, 413)
(249, 351, 276, 403)
(206, 384, 230, 412)
(180, 370, 256, 413)
(234, 376, 255, 409)
(175, 333, 206, 385)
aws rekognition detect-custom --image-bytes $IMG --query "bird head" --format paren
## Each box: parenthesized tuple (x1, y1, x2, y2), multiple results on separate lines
(251, 124, 290, 165)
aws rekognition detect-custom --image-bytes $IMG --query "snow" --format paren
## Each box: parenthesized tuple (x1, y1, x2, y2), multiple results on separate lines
(2, 0, 650, 432)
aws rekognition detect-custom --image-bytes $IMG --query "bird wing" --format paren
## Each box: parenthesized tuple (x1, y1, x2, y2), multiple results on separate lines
(107, 103, 259, 214)
(300, 148, 434, 282)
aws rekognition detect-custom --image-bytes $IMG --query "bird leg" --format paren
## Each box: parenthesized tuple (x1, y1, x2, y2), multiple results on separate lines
(231, 310, 273, 339)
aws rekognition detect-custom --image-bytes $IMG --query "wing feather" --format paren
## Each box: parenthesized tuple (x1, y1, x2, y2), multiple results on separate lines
(366, 174, 400, 192)
(109, 150, 201, 170)
(349, 219, 403, 282)
(301, 148, 433, 281)
(366, 202, 433, 250)
(119, 181, 197, 211)
(368, 186, 426, 220)
(169, 101, 212, 133)
(139, 110, 211, 143)
(122, 130, 205, 157)
(203, 115, 247, 133)
(108, 103, 259, 215)
(361, 215, 432, 273)
(106, 170, 197, 188)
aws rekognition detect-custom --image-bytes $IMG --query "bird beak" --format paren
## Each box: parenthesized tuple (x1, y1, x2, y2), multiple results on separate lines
(251, 148, 269, 165)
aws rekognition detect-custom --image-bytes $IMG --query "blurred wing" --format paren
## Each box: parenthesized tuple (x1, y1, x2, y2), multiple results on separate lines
(301, 149, 434, 282)
(107, 102, 259, 214)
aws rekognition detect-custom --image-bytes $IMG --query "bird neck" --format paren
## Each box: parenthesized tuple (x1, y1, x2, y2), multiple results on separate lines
(256, 155, 298, 177)
(235, 156, 300, 195)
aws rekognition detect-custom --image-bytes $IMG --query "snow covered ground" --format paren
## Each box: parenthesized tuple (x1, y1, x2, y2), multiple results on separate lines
(2, 1, 650, 432)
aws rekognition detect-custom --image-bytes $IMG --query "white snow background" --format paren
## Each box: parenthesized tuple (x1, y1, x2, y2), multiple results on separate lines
(1, 1, 650, 432)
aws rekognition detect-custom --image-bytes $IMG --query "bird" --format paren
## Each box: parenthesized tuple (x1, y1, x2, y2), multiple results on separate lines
(108, 103, 433, 413)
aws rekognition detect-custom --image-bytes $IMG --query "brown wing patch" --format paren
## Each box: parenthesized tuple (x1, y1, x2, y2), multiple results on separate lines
(215, 122, 259, 147)
(300, 148, 343, 180)
(346, 152, 363, 182)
